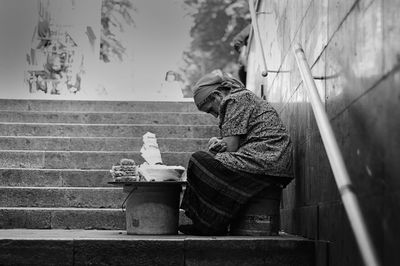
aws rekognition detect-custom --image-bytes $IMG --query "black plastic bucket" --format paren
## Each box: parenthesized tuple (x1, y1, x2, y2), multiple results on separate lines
(230, 186, 282, 236)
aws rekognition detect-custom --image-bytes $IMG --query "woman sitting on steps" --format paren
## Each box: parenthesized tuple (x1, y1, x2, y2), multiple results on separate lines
(179, 71, 294, 236)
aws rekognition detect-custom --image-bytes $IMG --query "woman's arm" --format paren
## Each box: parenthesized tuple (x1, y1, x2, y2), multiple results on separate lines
(221, 136, 240, 152)
(232, 25, 251, 53)
(208, 136, 240, 153)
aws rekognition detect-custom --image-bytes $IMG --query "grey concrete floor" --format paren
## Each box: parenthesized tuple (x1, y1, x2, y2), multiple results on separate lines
(0, 229, 306, 241)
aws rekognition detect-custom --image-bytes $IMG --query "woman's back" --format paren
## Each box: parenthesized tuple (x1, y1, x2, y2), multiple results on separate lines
(215, 89, 293, 179)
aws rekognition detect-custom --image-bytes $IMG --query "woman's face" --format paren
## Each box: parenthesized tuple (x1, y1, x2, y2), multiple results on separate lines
(199, 92, 222, 118)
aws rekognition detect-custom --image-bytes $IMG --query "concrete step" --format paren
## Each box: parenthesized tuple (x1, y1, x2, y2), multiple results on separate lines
(0, 187, 125, 208)
(0, 99, 198, 112)
(0, 207, 125, 230)
(0, 111, 217, 125)
(0, 123, 219, 138)
(0, 136, 208, 152)
(0, 229, 316, 266)
(0, 208, 191, 230)
(0, 150, 192, 169)
(0, 169, 113, 187)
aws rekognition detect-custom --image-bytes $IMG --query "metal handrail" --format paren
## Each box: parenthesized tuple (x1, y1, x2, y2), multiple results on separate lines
(248, 0, 268, 77)
(293, 43, 381, 266)
(248, 0, 292, 76)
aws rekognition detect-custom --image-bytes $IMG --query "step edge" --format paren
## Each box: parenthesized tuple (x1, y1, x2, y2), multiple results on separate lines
(0, 229, 314, 242)
(0, 150, 192, 154)
(0, 122, 217, 127)
(0, 186, 122, 190)
(0, 136, 210, 140)
(0, 110, 207, 115)
(0, 168, 109, 172)
(0, 207, 123, 211)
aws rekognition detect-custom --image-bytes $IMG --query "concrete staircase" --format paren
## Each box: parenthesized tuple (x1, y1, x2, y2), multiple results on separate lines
(0, 230, 317, 266)
(0, 99, 217, 230)
(0, 99, 319, 265)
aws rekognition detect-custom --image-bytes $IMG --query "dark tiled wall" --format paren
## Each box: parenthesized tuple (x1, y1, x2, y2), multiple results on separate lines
(247, 0, 400, 265)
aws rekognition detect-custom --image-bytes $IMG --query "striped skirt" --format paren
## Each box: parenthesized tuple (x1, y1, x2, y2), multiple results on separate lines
(180, 151, 288, 235)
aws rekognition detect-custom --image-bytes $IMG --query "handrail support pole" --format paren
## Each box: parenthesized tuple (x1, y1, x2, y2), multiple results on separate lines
(249, 0, 268, 77)
(293, 43, 381, 266)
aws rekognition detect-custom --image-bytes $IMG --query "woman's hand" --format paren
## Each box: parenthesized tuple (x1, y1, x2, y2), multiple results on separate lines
(208, 137, 220, 149)
(209, 140, 227, 153)
(207, 136, 240, 153)
(208, 137, 227, 154)
(239, 45, 247, 68)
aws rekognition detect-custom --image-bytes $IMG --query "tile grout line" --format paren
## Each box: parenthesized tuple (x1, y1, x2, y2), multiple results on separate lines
(330, 62, 400, 121)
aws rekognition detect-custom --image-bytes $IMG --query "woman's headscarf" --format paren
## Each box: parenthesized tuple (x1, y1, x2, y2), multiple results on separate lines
(191, 70, 245, 108)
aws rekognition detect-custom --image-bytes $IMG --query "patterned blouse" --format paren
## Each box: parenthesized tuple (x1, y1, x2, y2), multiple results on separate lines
(214, 89, 293, 178)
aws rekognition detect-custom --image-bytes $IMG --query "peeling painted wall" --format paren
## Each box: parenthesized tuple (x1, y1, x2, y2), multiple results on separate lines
(0, 0, 102, 100)
(247, 0, 400, 265)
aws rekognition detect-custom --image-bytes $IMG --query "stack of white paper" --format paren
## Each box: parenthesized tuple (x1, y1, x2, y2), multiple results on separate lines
(140, 132, 163, 165)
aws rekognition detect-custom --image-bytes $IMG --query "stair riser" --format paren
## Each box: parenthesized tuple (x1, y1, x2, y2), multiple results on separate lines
(0, 239, 183, 266)
(185, 239, 315, 266)
(0, 240, 74, 266)
(0, 209, 190, 230)
(0, 188, 125, 208)
(0, 169, 111, 187)
(0, 151, 192, 169)
(0, 237, 315, 266)
(0, 137, 208, 152)
(0, 99, 198, 112)
(0, 124, 219, 138)
(0, 208, 125, 230)
(0, 111, 217, 125)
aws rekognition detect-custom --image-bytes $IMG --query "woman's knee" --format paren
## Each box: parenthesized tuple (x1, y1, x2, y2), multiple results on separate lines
(191, 150, 212, 161)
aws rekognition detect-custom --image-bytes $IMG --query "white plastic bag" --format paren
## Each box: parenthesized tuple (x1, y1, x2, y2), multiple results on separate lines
(138, 164, 185, 182)
(140, 132, 163, 165)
